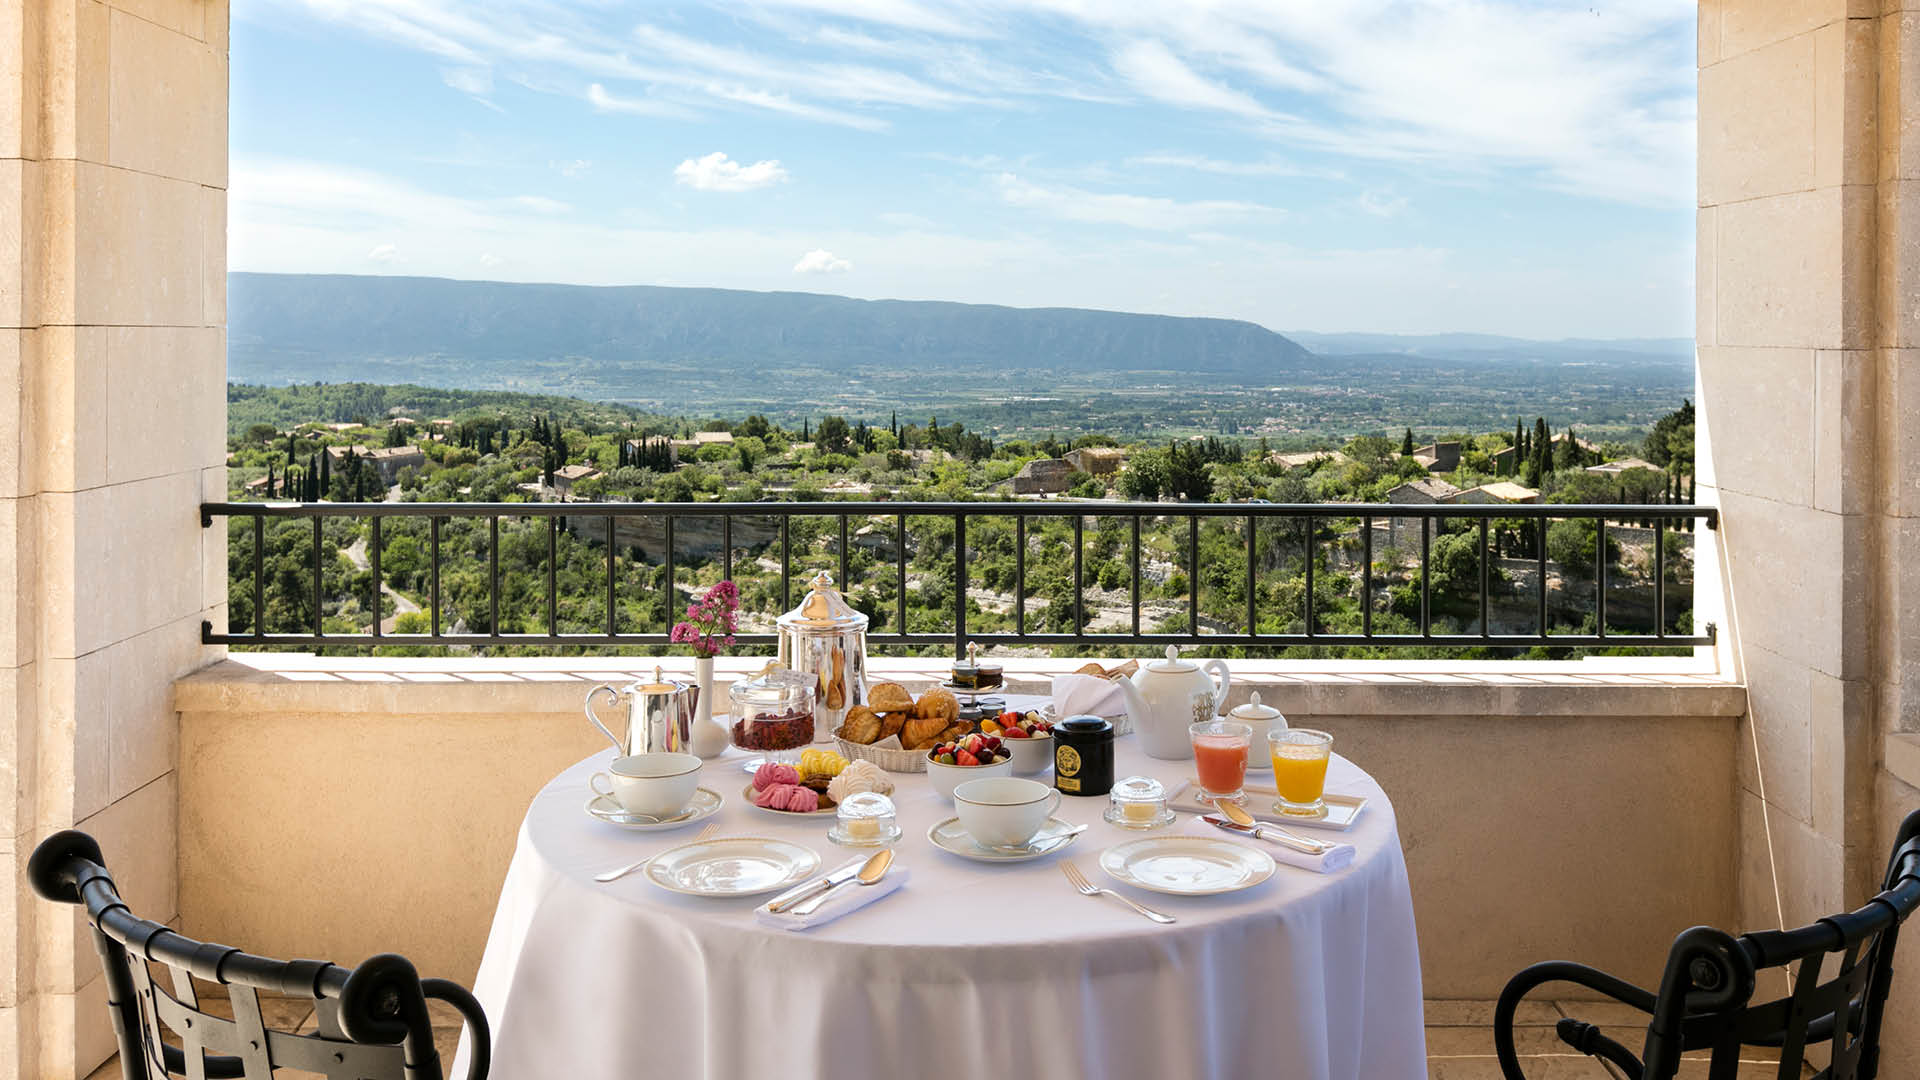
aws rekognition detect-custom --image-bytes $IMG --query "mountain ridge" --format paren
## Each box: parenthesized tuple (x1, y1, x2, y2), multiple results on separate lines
(228, 272, 1316, 383)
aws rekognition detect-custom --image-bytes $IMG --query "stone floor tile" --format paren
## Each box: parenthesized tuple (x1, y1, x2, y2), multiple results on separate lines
(1550, 999, 1653, 1029)
(1426, 1024, 1567, 1057)
(1427, 998, 1560, 1027)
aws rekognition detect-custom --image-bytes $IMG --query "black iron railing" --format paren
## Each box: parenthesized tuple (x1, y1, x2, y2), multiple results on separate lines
(201, 499, 1718, 653)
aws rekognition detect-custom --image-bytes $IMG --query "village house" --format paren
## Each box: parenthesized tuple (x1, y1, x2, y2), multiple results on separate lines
(1410, 441, 1461, 473)
(1063, 446, 1127, 476)
(323, 444, 426, 485)
(1384, 477, 1463, 549)
(1450, 481, 1542, 505)
(551, 464, 602, 497)
(1011, 458, 1075, 495)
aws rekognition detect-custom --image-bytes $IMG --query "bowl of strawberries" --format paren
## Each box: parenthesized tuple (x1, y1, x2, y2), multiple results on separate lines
(980, 710, 1055, 776)
(925, 732, 1015, 800)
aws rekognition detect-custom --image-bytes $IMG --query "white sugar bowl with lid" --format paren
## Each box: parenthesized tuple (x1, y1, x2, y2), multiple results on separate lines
(1228, 691, 1286, 771)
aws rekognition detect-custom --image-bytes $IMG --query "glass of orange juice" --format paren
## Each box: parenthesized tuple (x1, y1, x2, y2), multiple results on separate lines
(1189, 720, 1253, 805)
(1268, 728, 1333, 816)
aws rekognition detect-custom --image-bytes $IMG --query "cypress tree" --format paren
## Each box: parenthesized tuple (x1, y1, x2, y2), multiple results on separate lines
(1531, 417, 1550, 479)
(318, 448, 331, 499)
(1401, 428, 1414, 456)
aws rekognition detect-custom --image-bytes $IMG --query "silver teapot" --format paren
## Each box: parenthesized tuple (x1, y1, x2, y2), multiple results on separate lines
(584, 666, 698, 756)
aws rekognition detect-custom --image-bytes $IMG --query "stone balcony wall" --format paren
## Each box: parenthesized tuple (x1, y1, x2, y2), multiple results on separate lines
(174, 655, 1745, 1002)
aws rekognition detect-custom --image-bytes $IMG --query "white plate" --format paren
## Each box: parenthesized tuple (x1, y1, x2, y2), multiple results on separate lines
(585, 788, 724, 831)
(643, 837, 822, 898)
(1098, 836, 1276, 896)
(741, 781, 838, 817)
(926, 816, 1082, 863)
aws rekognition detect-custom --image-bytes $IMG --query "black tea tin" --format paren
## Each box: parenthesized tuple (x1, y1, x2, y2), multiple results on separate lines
(1052, 714, 1115, 797)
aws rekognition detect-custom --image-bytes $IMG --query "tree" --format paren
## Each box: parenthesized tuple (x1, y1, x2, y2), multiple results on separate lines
(735, 436, 764, 472)
(1531, 418, 1551, 480)
(1120, 447, 1169, 500)
(318, 447, 332, 499)
(1645, 399, 1695, 473)
(1401, 428, 1415, 456)
(816, 415, 852, 455)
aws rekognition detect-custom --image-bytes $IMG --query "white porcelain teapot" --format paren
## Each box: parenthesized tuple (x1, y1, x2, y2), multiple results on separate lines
(1113, 646, 1232, 760)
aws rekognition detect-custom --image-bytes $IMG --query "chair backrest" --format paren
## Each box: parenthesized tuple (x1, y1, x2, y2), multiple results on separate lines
(1641, 808, 1920, 1080)
(28, 829, 490, 1080)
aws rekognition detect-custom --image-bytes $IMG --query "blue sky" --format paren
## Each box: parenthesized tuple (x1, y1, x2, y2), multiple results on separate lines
(231, 1, 1696, 339)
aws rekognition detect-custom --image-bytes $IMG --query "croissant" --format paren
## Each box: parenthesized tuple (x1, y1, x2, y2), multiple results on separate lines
(903, 713, 950, 750)
(878, 711, 908, 742)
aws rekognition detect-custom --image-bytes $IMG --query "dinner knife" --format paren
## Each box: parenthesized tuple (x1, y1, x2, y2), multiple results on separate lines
(767, 861, 865, 913)
(1200, 813, 1334, 856)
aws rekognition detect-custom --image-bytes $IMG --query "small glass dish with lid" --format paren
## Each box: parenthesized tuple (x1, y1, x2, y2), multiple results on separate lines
(729, 665, 818, 768)
(829, 791, 903, 847)
(1103, 775, 1176, 829)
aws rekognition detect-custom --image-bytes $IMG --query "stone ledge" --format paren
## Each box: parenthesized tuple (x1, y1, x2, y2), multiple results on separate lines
(174, 654, 1747, 720)
(1888, 733, 1920, 791)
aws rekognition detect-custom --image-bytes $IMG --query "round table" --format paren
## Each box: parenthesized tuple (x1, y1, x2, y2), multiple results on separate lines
(458, 713, 1426, 1080)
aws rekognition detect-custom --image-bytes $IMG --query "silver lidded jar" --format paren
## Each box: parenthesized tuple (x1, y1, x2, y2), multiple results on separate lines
(776, 571, 869, 742)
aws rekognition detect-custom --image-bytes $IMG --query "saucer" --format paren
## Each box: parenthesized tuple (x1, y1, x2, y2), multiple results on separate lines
(828, 822, 905, 848)
(585, 787, 723, 831)
(926, 816, 1081, 863)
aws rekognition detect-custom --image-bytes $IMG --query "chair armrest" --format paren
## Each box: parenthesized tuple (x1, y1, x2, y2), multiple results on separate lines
(422, 978, 491, 1080)
(1495, 961, 1653, 1080)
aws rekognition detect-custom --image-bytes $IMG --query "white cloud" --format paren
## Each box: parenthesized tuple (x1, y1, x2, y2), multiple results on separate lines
(673, 151, 790, 192)
(440, 66, 492, 96)
(1110, 39, 1275, 122)
(259, 0, 1691, 206)
(552, 159, 593, 178)
(793, 249, 853, 274)
(478, 252, 503, 267)
(509, 195, 571, 214)
(994, 173, 1281, 231)
(367, 243, 399, 263)
(585, 83, 686, 118)
(1127, 152, 1341, 180)
(1356, 189, 1409, 218)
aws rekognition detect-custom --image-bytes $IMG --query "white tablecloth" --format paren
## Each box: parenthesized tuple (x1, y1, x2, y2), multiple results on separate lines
(459, 709, 1426, 1080)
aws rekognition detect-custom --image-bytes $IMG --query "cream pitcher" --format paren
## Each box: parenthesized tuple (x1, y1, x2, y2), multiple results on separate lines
(583, 666, 698, 756)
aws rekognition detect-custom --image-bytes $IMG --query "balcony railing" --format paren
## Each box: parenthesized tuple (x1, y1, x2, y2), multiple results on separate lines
(200, 500, 1717, 654)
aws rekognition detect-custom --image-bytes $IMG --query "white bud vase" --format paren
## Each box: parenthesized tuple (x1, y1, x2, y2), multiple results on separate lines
(688, 655, 729, 759)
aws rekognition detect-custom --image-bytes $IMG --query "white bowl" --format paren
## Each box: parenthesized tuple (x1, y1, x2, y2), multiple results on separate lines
(1001, 732, 1054, 776)
(925, 750, 1014, 801)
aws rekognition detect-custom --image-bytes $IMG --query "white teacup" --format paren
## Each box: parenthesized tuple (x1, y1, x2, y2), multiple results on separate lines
(953, 777, 1063, 850)
(590, 752, 702, 819)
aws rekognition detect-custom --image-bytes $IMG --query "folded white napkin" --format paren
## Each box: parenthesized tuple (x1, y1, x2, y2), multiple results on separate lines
(754, 862, 909, 931)
(1051, 674, 1127, 719)
(1184, 816, 1356, 874)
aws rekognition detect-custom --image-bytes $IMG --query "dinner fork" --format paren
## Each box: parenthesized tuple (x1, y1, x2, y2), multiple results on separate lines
(595, 824, 718, 883)
(1060, 860, 1176, 924)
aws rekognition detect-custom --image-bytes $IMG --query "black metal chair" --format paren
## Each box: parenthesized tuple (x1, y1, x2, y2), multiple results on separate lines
(28, 829, 490, 1080)
(1493, 807, 1920, 1080)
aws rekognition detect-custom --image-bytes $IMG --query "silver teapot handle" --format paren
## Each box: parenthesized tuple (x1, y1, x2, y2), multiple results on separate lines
(583, 684, 625, 754)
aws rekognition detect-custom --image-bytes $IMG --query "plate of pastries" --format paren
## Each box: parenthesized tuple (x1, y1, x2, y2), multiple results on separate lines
(833, 682, 975, 772)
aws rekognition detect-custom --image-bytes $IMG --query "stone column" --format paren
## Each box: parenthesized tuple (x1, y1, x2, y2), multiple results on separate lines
(1700, 1, 1914, 1069)
(0, 1, 228, 1077)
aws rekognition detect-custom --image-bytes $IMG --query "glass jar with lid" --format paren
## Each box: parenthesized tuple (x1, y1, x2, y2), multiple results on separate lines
(728, 665, 817, 766)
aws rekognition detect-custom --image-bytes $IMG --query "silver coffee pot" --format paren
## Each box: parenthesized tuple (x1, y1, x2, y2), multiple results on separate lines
(776, 571, 869, 741)
(584, 666, 698, 756)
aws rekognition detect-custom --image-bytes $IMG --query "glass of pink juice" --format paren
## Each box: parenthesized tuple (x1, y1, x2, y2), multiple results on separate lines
(1188, 720, 1253, 804)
